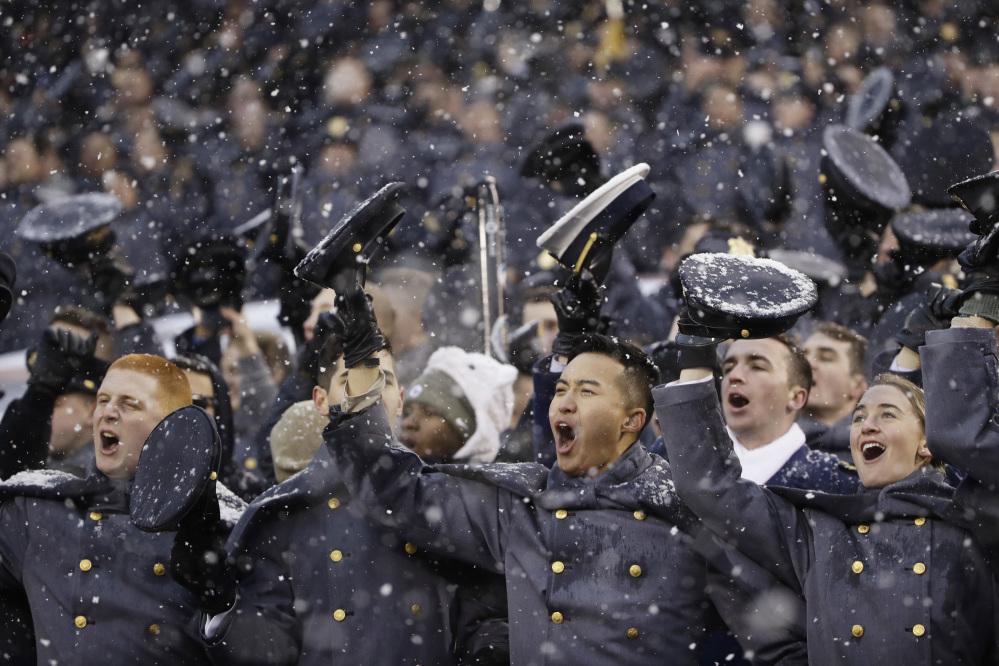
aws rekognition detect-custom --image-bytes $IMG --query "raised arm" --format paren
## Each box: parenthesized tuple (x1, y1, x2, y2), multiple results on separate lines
(326, 403, 510, 572)
(922, 322, 999, 480)
(653, 376, 810, 591)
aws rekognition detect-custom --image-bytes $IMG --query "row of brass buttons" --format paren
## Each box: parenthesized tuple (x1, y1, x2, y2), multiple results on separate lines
(852, 624, 925, 638)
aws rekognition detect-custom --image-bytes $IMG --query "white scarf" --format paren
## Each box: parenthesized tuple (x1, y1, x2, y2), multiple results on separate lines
(728, 423, 807, 484)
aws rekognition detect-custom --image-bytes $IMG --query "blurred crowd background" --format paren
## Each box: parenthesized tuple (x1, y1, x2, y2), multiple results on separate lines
(2, 0, 999, 355)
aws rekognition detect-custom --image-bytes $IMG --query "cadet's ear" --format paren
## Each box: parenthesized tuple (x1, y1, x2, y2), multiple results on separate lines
(622, 408, 646, 433)
(312, 386, 330, 417)
(788, 386, 808, 412)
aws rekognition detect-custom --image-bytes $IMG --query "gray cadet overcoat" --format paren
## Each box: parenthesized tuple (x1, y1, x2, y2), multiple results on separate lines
(326, 404, 713, 666)
(0, 467, 219, 664)
(201, 440, 502, 665)
(654, 378, 999, 665)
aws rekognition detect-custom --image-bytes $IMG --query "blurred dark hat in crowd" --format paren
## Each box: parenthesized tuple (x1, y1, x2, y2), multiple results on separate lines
(420, 185, 478, 269)
(131, 405, 221, 533)
(173, 232, 247, 313)
(896, 56, 950, 114)
(891, 208, 977, 262)
(893, 115, 994, 208)
(845, 67, 903, 149)
(678, 253, 818, 343)
(0, 251, 16, 324)
(64, 354, 110, 396)
(948, 169, 999, 235)
(689, 1, 752, 57)
(293, 109, 366, 164)
(295, 181, 406, 290)
(763, 248, 848, 289)
(15, 193, 123, 267)
(821, 124, 911, 237)
(737, 142, 793, 231)
(537, 163, 655, 284)
(520, 121, 605, 197)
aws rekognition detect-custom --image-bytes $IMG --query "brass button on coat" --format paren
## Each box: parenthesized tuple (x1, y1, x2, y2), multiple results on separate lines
(914, 517, 926, 526)
(912, 624, 925, 637)
(555, 509, 568, 520)
(153, 563, 166, 576)
(857, 524, 869, 534)
(552, 561, 565, 574)
(89, 511, 102, 521)
(551, 612, 564, 624)
(851, 561, 863, 574)
(149, 624, 161, 636)
(328, 498, 340, 509)
(405, 543, 418, 555)
(851, 624, 863, 638)
(627, 628, 639, 639)
(913, 562, 926, 575)
(629, 565, 642, 578)
(333, 609, 346, 622)
(75, 616, 88, 629)
(411, 604, 421, 616)
(79, 559, 92, 572)
(633, 510, 646, 521)
(330, 550, 343, 563)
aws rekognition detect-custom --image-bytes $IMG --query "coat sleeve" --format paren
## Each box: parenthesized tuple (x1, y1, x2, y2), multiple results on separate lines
(0, 499, 36, 662)
(0, 386, 57, 479)
(653, 379, 811, 591)
(201, 519, 301, 665)
(923, 327, 999, 577)
(922, 327, 999, 482)
(325, 406, 509, 573)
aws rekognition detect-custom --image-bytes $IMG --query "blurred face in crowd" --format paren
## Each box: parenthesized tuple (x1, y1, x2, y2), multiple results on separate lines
(399, 401, 465, 461)
(93, 369, 171, 479)
(549, 352, 645, 478)
(4, 137, 44, 185)
(722, 339, 807, 449)
(303, 289, 338, 343)
(183, 369, 217, 418)
(49, 392, 96, 458)
(523, 299, 559, 356)
(803, 333, 867, 425)
(313, 350, 402, 434)
(850, 384, 930, 489)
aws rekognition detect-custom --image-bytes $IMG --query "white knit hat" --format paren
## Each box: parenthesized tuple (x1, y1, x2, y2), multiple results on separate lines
(417, 346, 518, 463)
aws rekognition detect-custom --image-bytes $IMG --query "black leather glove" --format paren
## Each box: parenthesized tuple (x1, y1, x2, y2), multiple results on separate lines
(550, 273, 603, 357)
(673, 304, 725, 347)
(170, 483, 235, 615)
(957, 223, 999, 322)
(329, 270, 387, 369)
(27, 328, 98, 393)
(673, 306, 722, 370)
(959, 222, 999, 292)
(894, 284, 963, 351)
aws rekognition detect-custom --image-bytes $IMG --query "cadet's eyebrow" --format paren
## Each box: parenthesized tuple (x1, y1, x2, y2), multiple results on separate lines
(853, 402, 903, 415)
(556, 377, 601, 388)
